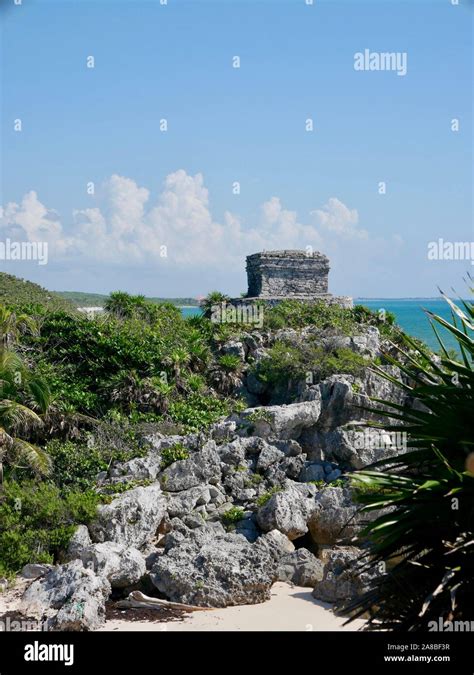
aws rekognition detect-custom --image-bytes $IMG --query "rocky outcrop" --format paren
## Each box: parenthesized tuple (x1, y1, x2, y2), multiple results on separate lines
(309, 487, 360, 545)
(13, 312, 411, 628)
(22, 560, 110, 631)
(160, 441, 221, 492)
(151, 529, 277, 607)
(312, 546, 378, 603)
(234, 398, 322, 440)
(256, 483, 317, 540)
(80, 542, 146, 589)
(64, 525, 92, 562)
(277, 548, 324, 587)
(89, 484, 166, 548)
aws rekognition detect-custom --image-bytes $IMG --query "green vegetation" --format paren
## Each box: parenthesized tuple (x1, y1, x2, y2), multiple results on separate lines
(0, 279, 433, 581)
(345, 289, 474, 630)
(160, 443, 189, 468)
(0, 272, 76, 313)
(221, 506, 245, 526)
(0, 480, 101, 577)
(252, 340, 369, 388)
(255, 486, 283, 507)
(310, 478, 346, 489)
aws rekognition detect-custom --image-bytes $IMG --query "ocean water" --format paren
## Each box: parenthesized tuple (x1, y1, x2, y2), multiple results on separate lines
(357, 299, 464, 352)
(181, 299, 467, 353)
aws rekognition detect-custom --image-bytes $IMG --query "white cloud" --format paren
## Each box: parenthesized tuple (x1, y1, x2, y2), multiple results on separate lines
(311, 197, 368, 239)
(1, 191, 65, 250)
(0, 171, 400, 287)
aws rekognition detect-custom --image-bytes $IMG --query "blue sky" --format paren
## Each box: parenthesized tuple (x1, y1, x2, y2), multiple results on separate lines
(1, 0, 472, 298)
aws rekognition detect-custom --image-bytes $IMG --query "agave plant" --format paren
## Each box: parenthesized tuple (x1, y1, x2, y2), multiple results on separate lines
(344, 287, 474, 630)
(0, 349, 52, 478)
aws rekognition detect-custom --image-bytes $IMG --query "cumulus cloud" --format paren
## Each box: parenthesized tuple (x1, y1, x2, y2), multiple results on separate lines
(1, 191, 66, 250)
(311, 197, 368, 239)
(0, 170, 399, 283)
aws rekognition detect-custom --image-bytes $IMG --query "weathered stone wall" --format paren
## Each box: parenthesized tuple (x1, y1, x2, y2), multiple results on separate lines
(246, 250, 330, 298)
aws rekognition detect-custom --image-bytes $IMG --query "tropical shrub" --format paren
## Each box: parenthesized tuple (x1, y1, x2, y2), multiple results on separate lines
(0, 480, 101, 576)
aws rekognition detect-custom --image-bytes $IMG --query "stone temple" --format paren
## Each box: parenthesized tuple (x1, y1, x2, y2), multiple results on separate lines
(240, 250, 352, 308)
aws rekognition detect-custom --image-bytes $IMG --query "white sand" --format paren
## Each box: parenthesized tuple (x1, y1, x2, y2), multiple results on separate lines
(100, 582, 365, 632)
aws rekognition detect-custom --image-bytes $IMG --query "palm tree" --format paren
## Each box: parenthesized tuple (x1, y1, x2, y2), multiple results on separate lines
(106, 369, 170, 414)
(0, 305, 38, 347)
(164, 348, 191, 380)
(343, 287, 474, 630)
(0, 349, 52, 479)
(200, 291, 230, 320)
(187, 330, 211, 372)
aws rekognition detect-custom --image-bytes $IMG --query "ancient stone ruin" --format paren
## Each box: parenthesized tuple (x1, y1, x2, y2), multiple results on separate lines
(243, 250, 352, 308)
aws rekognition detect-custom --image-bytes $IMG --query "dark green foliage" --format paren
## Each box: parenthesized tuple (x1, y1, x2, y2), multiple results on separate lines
(218, 354, 242, 372)
(253, 340, 369, 387)
(0, 273, 76, 314)
(0, 480, 101, 576)
(168, 393, 233, 431)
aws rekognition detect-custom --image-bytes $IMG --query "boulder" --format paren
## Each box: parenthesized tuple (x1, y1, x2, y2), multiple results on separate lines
(312, 546, 377, 603)
(308, 487, 359, 545)
(255, 529, 295, 561)
(160, 441, 221, 492)
(166, 485, 216, 518)
(80, 542, 146, 589)
(236, 398, 322, 440)
(221, 340, 246, 360)
(21, 563, 53, 580)
(151, 530, 277, 607)
(278, 548, 324, 587)
(89, 484, 166, 548)
(320, 425, 405, 470)
(64, 525, 92, 561)
(21, 560, 110, 631)
(256, 483, 317, 540)
(256, 444, 285, 471)
(299, 462, 325, 483)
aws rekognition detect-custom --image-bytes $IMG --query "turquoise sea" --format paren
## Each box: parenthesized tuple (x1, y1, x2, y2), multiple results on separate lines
(181, 299, 467, 353)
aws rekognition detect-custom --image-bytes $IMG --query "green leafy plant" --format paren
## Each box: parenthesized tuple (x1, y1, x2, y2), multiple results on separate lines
(218, 354, 242, 373)
(0, 480, 101, 576)
(343, 289, 474, 630)
(255, 485, 283, 507)
(0, 349, 52, 478)
(160, 442, 189, 468)
(221, 506, 245, 526)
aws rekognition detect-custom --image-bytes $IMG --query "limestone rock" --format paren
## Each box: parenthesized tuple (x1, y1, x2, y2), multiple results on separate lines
(89, 484, 166, 548)
(80, 542, 146, 588)
(308, 487, 359, 545)
(151, 530, 277, 607)
(312, 546, 377, 602)
(21, 560, 110, 631)
(278, 548, 324, 587)
(64, 525, 92, 562)
(21, 563, 53, 580)
(160, 442, 221, 492)
(256, 483, 317, 540)
(236, 398, 322, 440)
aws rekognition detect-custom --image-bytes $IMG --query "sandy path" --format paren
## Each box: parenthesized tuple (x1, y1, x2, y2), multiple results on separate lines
(100, 582, 366, 632)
